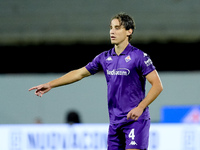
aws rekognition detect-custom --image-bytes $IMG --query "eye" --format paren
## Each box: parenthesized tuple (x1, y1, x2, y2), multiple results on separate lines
(115, 26, 120, 30)
(115, 26, 121, 30)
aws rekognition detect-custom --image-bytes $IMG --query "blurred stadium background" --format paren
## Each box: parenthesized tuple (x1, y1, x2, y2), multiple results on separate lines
(0, 0, 200, 150)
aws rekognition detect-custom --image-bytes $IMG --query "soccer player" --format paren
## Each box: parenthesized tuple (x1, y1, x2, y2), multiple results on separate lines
(29, 13, 163, 150)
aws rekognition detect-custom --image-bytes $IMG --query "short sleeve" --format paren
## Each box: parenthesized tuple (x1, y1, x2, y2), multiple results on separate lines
(139, 52, 156, 76)
(85, 53, 103, 75)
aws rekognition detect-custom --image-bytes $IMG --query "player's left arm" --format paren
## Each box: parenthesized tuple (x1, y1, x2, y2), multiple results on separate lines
(127, 70, 163, 120)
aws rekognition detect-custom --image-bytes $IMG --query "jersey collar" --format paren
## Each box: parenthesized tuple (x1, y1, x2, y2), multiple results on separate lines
(111, 43, 132, 56)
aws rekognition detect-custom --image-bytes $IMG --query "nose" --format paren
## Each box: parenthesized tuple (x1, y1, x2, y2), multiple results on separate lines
(110, 28, 114, 35)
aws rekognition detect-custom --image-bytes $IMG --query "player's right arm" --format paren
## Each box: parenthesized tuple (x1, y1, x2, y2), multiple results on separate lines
(28, 67, 91, 97)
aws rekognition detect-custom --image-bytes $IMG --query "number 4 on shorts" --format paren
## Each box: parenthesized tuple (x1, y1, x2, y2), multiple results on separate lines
(128, 128, 135, 140)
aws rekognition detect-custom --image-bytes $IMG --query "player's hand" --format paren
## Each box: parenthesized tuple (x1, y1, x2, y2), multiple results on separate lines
(127, 106, 144, 121)
(29, 83, 51, 97)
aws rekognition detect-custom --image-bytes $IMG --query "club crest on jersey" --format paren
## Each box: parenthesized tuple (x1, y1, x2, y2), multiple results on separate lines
(125, 55, 131, 62)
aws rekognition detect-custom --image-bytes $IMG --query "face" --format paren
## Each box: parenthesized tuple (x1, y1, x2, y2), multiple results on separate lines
(110, 19, 132, 45)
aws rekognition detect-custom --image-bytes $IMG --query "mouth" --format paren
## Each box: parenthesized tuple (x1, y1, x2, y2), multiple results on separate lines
(110, 36, 116, 40)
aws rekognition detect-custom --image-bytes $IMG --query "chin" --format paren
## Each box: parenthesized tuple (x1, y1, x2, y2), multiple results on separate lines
(111, 40, 118, 45)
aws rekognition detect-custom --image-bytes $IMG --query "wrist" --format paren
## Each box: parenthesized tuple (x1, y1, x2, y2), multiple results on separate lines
(137, 104, 145, 110)
(47, 82, 53, 88)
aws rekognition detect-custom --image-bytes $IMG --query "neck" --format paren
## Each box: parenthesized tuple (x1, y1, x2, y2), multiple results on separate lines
(115, 41, 129, 56)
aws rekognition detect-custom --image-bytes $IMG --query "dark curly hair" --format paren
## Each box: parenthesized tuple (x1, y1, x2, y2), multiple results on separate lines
(111, 13, 136, 41)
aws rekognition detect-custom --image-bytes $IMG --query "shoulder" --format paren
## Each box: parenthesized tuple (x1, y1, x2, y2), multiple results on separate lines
(102, 47, 113, 56)
(130, 45, 154, 67)
(89, 48, 112, 66)
(129, 46, 146, 59)
(95, 48, 113, 59)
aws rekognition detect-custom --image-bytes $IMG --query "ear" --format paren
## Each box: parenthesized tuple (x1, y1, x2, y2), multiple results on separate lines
(127, 29, 133, 36)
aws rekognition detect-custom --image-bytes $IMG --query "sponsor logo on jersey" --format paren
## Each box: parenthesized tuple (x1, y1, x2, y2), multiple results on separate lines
(125, 55, 131, 62)
(144, 58, 153, 66)
(107, 68, 130, 76)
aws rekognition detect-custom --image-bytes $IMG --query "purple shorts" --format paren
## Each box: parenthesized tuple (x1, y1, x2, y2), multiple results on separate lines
(107, 119, 150, 150)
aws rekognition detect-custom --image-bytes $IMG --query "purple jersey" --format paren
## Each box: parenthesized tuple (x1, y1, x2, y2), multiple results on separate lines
(86, 44, 155, 124)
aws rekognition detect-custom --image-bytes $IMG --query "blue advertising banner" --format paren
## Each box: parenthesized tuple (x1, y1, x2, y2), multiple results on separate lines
(161, 105, 200, 123)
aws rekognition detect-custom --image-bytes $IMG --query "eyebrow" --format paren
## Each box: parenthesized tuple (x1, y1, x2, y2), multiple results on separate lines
(110, 25, 122, 28)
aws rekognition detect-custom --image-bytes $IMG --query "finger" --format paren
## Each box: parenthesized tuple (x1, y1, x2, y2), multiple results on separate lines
(35, 90, 41, 96)
(39, 91, 44, 97)
(132, 116, 138, 121)
(29, 87, 37, 91)
(35, 91, 39, 96)
(134, 117, 138, 121)
(29, 86, 39, 91)
(132, 115, 139, 121)
(130, 115, 135, 120)
(127, 112, 131, 120)
(35, 91, 44, 97)
(36, 92, 42, 97)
